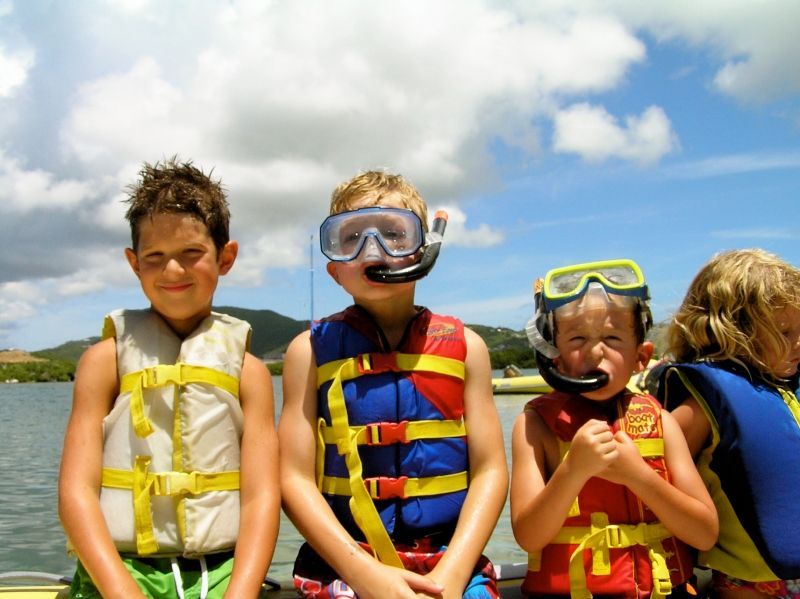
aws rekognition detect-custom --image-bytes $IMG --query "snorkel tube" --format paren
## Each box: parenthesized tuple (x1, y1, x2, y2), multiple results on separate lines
(526, 281, 610, 394)
(365, 210, 448, 284)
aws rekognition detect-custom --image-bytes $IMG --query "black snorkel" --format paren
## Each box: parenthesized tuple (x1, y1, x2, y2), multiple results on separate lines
(527, 283, 610, 395)
(365, 210, 448, 284)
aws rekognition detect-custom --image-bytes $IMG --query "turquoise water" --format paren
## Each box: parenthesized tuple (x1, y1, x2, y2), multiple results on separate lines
(0, 378, 528, 580)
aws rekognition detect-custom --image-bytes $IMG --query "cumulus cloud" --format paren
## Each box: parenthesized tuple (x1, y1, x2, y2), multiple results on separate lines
(0, 0, 797, 346)
(432, 205, 504, 248)
(552, 103, 678, 164)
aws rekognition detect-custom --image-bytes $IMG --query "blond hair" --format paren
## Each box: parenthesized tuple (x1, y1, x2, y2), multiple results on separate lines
(330, 170, 429, 231)
(668, 249, 800, 375)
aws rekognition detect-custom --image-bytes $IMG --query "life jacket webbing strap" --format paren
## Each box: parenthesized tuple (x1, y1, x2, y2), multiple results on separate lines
(316, 352, 465, 389)
(119, 363, 240, 438)
(319, 419, 466, 446)
(324, 358, 403, 568)
(777, 387, 800, 428)
(102, 464, 240, 556)
(320, 471, 468, 499)
(528, 513, 673, 599)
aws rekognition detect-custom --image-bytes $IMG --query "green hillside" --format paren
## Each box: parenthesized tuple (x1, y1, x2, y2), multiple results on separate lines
(24, 310, 670, 378)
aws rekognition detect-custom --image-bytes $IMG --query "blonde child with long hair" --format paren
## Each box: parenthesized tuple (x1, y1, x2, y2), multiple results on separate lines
(659, 248, 800, 599)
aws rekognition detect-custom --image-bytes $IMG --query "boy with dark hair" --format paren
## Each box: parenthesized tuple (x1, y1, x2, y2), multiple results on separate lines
(59, 158, 279, 599)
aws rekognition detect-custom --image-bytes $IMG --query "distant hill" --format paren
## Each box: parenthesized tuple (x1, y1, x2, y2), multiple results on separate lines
(32, 308, 309, 363)
(28, 309, 670, 369)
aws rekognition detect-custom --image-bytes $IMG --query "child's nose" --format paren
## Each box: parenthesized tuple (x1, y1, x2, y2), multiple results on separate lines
(163, 257, 186, 275)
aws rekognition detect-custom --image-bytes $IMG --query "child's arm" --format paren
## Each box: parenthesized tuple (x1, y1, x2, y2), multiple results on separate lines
(424, 329, 508, 598)
(670, 396, 712, 458)
(58, 339, 148, 599)
(511, 414, 620, 552)
(598, 409, 718, 551)
(224, 352, 280, 599)
(279, 332, 443, 599)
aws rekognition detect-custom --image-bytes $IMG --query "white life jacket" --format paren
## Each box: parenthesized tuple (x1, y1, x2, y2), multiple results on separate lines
(99, 309, 250, 557)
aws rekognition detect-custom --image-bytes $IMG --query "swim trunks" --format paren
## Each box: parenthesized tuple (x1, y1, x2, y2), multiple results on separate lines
(69, 551, 234, 599)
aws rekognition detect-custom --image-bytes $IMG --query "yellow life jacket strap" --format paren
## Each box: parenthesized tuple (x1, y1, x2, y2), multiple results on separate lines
(777, 387, 800, 427)
(317, 352, 464, 568)
(102, 461, 240, 555)
(319, 418, 466, 446)
(320, 471, 468, 499)
(119, 363, 240, 438)
(317, 352, 465, 389)
(528, 513, 673, 599)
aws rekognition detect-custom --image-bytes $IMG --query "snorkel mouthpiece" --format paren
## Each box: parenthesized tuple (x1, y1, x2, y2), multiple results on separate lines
(366, 210, 448, 283)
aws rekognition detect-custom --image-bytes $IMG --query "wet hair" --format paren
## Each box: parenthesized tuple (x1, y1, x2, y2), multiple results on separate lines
(125, 157, 230, 252)
(667, 248, 800, 375)
(330, 170, 429, 232)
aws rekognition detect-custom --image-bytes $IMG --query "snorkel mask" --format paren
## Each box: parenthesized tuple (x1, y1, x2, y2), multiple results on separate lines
(319, 206, 448, 283)
(525, 259, 653, 394)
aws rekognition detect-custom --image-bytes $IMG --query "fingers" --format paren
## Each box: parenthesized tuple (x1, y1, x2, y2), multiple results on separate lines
(400, 570, 444, 596)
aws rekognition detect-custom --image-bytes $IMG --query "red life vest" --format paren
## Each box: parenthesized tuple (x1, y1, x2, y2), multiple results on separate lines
(522, 391, 694, 599)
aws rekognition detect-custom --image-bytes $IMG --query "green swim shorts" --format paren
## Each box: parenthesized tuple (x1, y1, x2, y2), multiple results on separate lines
(69, 551, 235, 599)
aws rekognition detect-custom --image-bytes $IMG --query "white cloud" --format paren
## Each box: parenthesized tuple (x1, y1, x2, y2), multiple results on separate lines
(432, 205, 505, 248)
(666, 151, 800, 179)
(552, 103, 678, 164)
(0, 151, 95, 211)
(0, 44, 34, 97)
(711, 228, 797, 241)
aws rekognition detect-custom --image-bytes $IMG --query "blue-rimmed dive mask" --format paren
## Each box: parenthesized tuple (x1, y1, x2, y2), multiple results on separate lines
(319, 206, 424, 263)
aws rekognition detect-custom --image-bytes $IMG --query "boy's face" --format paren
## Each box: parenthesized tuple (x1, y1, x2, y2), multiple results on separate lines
(325, 193, 420, 300)
(125, 212, 237, 337)
(553, 297, 653, 401)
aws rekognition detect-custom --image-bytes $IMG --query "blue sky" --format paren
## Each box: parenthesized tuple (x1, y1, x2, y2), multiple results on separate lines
(1, 0, 798, 351)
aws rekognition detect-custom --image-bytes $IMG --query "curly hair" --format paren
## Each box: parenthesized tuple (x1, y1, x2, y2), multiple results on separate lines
(125, 157, 230, 251)
(330, 170, 429, 232)
(667, 248, 800, 375)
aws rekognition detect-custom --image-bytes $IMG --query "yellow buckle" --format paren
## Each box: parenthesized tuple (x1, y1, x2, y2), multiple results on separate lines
(604, 524, 621, 547)
(154, 471, 196, 495)
(147, 364, 183, 387)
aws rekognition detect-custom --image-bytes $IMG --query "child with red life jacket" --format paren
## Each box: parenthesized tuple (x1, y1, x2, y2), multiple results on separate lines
(510, 259, 718, 599)
(658, 249, 800, 599)
(58, 159, 280, 599)
(278, 170, 508, 599)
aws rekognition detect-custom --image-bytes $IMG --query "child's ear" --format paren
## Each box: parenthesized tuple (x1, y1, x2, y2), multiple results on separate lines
(124, 248, 140, 278)
(635, 341, 655, 372)
(326, 261, 341, 285)
(218, 241, 238, 275)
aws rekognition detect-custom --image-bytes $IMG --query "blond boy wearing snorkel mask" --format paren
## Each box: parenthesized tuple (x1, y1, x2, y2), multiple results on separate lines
(279, 171, 508, 599)
(510, 260, 718, 599)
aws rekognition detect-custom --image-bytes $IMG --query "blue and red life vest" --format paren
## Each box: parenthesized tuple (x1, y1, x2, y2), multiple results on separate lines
(661, 361, 800, 581)
(311, 305, 469, 567)
(522, 391, 693, 599)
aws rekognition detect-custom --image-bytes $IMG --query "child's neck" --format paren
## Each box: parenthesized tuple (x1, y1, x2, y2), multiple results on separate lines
(356, 299, 419, 350)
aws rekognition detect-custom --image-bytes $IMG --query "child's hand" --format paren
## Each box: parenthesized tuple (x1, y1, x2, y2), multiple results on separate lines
(352, 562, 444, 599)
(596, 430, 647, 485)
(566, 419, 619, 481)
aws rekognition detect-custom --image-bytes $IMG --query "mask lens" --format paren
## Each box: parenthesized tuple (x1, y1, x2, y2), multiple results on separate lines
(320, 207, 423, 261)
(543, 260, 646, 311)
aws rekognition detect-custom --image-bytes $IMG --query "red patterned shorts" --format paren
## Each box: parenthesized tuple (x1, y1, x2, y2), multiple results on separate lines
(713, 571, 800, 599)
(293, 539, 498, 599)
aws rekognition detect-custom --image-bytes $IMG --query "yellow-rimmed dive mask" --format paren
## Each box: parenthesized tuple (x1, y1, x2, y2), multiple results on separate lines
(542, 259, 648, 312)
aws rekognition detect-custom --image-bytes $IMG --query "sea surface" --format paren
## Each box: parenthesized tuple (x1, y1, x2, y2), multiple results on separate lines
(0, 376, 530, 581)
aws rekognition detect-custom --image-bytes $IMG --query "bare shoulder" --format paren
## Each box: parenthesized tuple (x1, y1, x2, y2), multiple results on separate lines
(241, 351, 272, 385)
(285, 329, 312, 359)
(74, 336, 118, 390)
(463, 326, 488, 350)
